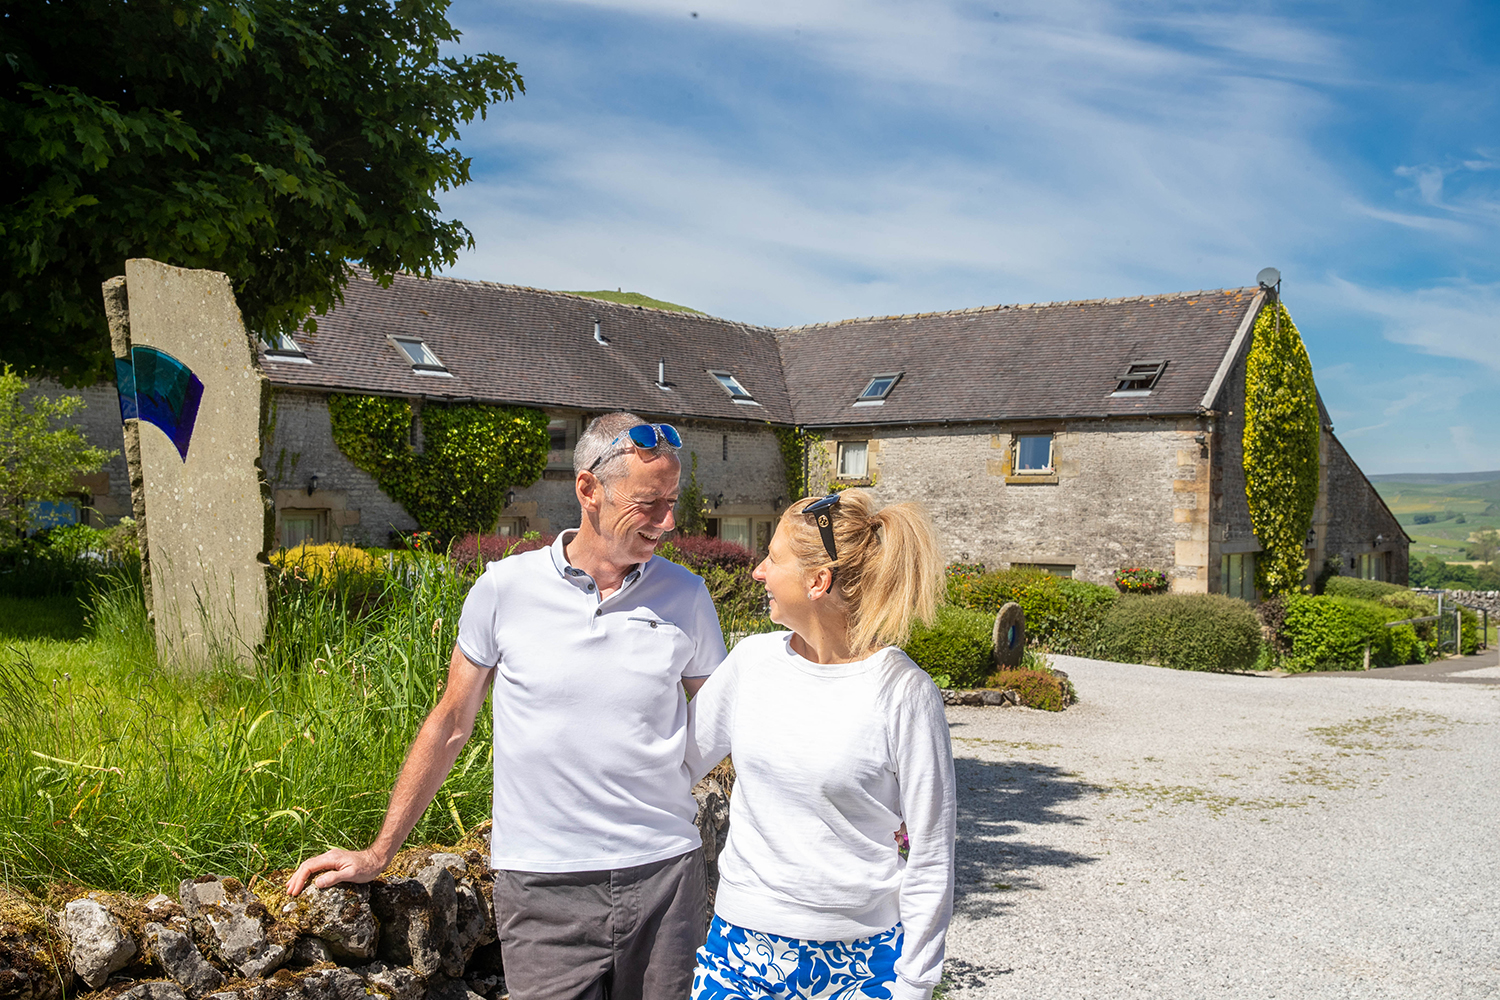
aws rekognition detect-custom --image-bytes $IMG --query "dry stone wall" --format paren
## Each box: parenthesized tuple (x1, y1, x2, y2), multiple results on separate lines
(0, 785, 734, 1000)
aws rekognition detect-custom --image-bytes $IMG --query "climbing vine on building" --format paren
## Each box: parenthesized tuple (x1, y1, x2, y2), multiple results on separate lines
(774, 425, 824, 501)
(1243, 301, 1320, 596)
(327, 394, 549, 540)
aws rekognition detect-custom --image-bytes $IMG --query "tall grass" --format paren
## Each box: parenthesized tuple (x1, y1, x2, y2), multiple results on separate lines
(0, 557, 490, 894)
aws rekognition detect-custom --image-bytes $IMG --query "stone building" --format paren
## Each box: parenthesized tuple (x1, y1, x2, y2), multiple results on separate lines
(43, 271, 1407, 593)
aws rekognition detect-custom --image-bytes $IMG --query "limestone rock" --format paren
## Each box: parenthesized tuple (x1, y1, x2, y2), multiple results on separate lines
(296, 967, 368, 1000)
(290, 935, 335, 967)
(145, 921, 225, 997)
(179, 876, 288, 979)
(979, 689, 1009, 706)
(356, 961, 422, 1000)
(296, 884, 378, 961)
(370, 873, 458, 978)
(63, 896, 138, 988)
(426, 977, 486, 1000)
(116, 982, 190, 1000)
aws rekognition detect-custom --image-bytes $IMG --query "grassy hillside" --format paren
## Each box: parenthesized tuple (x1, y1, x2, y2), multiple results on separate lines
(1369, 470, 1500, 560)
(561, 289, 704, 314)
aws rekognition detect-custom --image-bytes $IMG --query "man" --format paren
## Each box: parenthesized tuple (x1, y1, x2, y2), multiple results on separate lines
(287, 411, 727, 1000)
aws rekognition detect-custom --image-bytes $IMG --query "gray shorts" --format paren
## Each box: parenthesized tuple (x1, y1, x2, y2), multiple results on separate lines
(493, 848, 707, 1000)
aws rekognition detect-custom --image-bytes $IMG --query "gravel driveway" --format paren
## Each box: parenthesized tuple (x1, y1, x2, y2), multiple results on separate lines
(943, 655, 1500, 999)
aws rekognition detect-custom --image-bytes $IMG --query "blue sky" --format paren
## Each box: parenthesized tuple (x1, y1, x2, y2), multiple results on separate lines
(436, 0, 1500, 475)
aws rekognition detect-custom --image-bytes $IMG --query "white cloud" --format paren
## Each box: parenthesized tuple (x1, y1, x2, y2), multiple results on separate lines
(1329, 276, 1500, 373)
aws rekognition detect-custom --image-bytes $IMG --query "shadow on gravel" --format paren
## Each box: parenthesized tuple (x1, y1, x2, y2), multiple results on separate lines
(952, 755, 1101, 917)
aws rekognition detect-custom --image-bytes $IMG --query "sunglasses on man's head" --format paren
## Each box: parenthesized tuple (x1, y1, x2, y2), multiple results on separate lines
(803, 493, 841, 563)
(587, 423, 683, 472)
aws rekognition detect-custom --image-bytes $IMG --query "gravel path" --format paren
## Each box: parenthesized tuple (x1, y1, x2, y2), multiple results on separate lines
(943, 656, 1500, 999)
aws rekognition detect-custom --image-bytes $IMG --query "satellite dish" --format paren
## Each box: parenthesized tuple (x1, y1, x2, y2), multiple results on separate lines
(1256, 267, 1281, 288)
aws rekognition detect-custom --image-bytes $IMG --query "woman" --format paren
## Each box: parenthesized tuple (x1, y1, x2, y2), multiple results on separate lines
(688, 489, 956, 1000)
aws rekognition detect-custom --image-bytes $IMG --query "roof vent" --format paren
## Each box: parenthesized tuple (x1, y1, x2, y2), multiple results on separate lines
(593, 318, 609, 346)
(655, 359, 673, 391)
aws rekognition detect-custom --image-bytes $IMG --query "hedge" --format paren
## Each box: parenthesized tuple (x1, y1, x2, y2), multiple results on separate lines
(1322, 576, 1406, 601)
(903, 605, 994, 689)
(946, 568, 1116, 654)
(1280, 595, 1427, 670)
(1096, 593, 1263, 672)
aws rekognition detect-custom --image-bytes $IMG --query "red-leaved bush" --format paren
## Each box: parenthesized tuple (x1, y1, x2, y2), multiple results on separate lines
(451, 533, 556, 568)
(659, 534, 756, 572)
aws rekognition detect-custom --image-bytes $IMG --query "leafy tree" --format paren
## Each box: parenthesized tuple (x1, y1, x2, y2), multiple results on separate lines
(1, 0, 522, 385)
(1466, 529, 1499, 564)
(0, 367, 115, 541)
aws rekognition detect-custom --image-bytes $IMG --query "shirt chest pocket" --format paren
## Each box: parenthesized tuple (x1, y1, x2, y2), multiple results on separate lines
(615, 616, 693, 674)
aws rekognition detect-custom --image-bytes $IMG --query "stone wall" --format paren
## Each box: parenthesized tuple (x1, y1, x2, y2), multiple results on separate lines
(21, 380, 134, 526)
(1320, 432, 1408, 585)
(1, 781, 732, 1000)
(263, 390, 416, 547)
(827, 418, 1209, 589)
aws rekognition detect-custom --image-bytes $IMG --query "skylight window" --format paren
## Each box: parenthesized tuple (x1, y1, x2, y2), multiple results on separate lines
(1112, 361, 1166, 396)
(261, 332, 311, 363)
(391, 336, 450, 376)
(854, 372, 902, 406)
(709, 370, 757, 403)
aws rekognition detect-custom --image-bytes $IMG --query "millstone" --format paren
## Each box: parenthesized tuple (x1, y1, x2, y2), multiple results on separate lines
(992, 602, 1026, 667)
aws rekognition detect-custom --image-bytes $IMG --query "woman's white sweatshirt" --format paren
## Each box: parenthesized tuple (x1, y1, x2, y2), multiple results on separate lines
(688, 631, 957, 1000)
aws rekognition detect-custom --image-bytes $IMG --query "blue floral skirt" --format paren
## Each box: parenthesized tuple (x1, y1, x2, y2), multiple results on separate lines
(691, 915, 902, 1000)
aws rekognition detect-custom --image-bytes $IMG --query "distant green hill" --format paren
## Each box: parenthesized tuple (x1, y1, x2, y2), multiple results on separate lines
(561, 289, 703, 314)
(1369, 471, 1500, 559)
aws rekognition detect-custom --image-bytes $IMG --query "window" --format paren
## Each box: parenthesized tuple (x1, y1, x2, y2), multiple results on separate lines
(494, 517, 525, 537)
(718, 517, 753, 552)
(546, 419, 573, 470)
(722, 434, 729, 461)
(391, 336, 449, 375)
(837, 441, 869, 479)
(1014, 434, 1053, 473)
(709, 370, 756, 403)
(280, 509, 328, 547)
(262, 332, 311, 363)
(1012, 563, 1074, 578)
(855, 373, 902, 406)
(1112, 361, 1166, 396)
(1358, 552, 1386, 581)
(1221, 552, 1256, 601)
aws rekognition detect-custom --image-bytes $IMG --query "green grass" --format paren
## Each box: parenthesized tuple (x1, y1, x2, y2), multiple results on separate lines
(0, 596, 88, 642)
(560, 289, 704, 314)
(0, 561, 491, 894)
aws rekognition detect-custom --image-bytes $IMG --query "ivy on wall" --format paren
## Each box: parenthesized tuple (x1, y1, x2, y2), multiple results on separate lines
(773, 425, 825, 501)
(327, 394, 549, 540)
(1243, 301, 1321, 596)
(676, 452, 708, 537)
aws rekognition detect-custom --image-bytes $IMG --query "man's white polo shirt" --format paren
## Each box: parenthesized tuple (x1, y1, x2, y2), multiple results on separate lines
(456, 530, 727, 873)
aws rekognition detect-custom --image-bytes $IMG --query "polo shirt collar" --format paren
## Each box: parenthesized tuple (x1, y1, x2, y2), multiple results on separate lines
(550, 529, 647, 599)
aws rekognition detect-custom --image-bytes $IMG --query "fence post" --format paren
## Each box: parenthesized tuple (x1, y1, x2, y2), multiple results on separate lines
(1363, 642, 1371, 671)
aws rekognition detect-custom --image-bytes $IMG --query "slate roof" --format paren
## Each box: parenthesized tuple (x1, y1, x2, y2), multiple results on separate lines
(259, 274, 1263, 428)
(778, 288, 1261, 426)
(258, 270, 795, 424)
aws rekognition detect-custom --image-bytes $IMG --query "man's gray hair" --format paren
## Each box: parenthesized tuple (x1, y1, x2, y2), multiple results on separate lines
(574, 412, 681, 488)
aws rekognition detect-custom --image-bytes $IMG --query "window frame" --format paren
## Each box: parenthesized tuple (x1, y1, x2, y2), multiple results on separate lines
(836, 440, 870, 481)
(261, 332, 312, 364)
(708, 370, 758, 404)
(854, 372, 902, 407)
(1004, 430, 1059, 484)
(1111, 360, 1167, 396)
(389, 335, 451, 376)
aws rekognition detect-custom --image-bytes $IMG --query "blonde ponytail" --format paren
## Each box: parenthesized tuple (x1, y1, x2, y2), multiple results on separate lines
(780, 490, 944, 654)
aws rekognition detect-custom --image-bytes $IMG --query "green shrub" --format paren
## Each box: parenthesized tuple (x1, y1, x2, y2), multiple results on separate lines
(1280, 594, 1433, 671)
(1323, 576, 1406, 601)
(1097, 593, 1263, 672)
(903, 605, 994, 689)
(946, 569, 1116, 655)
(989, 668, 1066, 711)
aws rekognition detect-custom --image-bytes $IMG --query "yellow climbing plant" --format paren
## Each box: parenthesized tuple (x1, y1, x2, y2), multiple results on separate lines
(1243, 301, 1320, 596)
